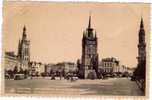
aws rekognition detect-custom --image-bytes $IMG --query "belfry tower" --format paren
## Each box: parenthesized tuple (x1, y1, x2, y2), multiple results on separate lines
(137, 17, 146, 79)
(80, 15, 99, 79)
(18, 26, 30, 70)
(133, 17, 146, 92)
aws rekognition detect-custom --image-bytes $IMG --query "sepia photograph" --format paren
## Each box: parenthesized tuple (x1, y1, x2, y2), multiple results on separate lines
(1, 1, 150, 98)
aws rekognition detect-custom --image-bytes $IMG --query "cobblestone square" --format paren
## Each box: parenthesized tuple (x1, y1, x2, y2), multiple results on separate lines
(5, 78, 144, 96)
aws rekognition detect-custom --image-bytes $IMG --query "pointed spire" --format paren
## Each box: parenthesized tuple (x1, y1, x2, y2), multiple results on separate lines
(88, 12, 91, 29)
(23, 25, 26, 34)
(23, 25, 26, 32)
(22, 25, 27, 39)
(17, 39, 21, 56)
(140, 17, 144, 28)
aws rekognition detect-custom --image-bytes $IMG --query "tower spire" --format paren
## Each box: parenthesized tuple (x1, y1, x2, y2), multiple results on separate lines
(23, 25, 26, 31)
(88, 12, 91, 29)
(17, 39, 21, 57)
(22, 25, 27, 39)
(140, 17, 144, 28)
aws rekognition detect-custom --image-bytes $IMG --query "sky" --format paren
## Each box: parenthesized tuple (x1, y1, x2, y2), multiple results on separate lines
(3, 2, 150, 67)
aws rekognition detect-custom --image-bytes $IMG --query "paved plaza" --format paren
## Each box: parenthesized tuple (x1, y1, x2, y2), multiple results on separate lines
(5, 78, 144, 96)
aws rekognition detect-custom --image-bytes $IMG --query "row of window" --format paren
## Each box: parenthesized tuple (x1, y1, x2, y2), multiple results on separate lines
(102, 62, 116, 67)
